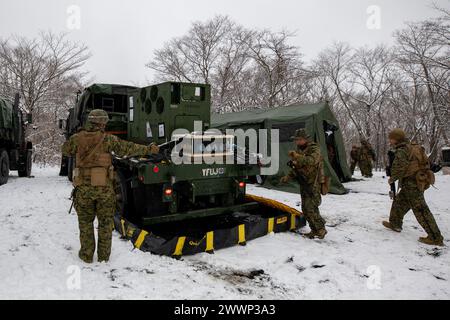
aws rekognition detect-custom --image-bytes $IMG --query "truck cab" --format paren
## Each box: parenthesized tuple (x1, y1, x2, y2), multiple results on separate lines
(0, 94, 33, 185)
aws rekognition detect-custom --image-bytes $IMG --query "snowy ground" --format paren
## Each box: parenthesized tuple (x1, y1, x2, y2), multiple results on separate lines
(0, 166, 449, 300)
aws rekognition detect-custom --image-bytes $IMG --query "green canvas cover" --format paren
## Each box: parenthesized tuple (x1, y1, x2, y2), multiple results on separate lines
(0, 97, 13, 129)
(212, 102, 351, 195)
(87, 83, 137, 95)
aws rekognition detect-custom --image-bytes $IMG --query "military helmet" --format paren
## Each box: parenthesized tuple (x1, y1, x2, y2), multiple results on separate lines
(290, 129, 310, 140)
(88, 109, 109, 125)
(388, 128, 406, 142)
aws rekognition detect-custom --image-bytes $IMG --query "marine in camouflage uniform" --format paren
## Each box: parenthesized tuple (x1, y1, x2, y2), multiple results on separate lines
(349, 144, 360, 176)
(62, 109, 159, 263)
(359, 139, 376, 178)
(382, 128, 444, 246)
(280, 129, 327, 239)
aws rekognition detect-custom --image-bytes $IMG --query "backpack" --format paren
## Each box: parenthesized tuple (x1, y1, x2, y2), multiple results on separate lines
(406, 143, 435, 191)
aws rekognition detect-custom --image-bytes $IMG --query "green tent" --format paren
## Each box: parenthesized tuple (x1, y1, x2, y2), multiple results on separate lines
(211, 102, 351, 195)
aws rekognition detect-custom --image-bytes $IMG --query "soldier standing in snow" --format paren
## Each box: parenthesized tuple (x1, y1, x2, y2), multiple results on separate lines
(280, 129, 327, 239)
(382, 128, 444, 246)
(349, 144, 360, 176)
(359, 139, 376, 178)
(62, 109, 159, 263)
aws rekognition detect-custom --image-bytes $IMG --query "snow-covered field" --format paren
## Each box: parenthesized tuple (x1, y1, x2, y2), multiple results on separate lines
(0, 166, 449, 299)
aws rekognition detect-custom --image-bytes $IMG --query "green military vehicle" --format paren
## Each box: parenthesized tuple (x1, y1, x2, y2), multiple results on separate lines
(441, 147, 450, 167)
(0, 94, 33, 185)
(60, 82, 304, 256)
(59, 84, 137, 179)
(60, 82, 260, 225)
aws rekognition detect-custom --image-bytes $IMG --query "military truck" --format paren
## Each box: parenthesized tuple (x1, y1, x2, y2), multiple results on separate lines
(441, 147, 450, 167)
(59, 84, 137, 179)
(60, 82, 261, 226)
(60, 82, 304, 256)
(0, 94, 33, 185)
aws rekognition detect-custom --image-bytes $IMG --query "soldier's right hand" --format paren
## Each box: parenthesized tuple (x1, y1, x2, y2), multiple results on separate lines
(280, 176, 290, 184)
(288, 151, 298, 159)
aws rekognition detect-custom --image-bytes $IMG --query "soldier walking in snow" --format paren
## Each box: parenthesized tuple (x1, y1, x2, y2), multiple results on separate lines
(349, 144, 360, 176)
(62, 109, 159, 263)
(359, 139, 376, 178)
(280, 129, 328, 239)
(382, 128, 444, 246)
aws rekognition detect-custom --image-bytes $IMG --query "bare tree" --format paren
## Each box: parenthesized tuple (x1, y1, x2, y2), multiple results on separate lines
(241, 29, 305, 108)
(147, 15, 232, 85)
(394, 18, 450, 160)
(0, 32, 89, 164)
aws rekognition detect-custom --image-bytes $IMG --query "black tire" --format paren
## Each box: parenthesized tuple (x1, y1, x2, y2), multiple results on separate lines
(0, 149, 10, 186)
(67, 156, 74, 182)
(59, 156, 69, 176)
(114, 170, 128, 217)
(18, 150, 32, 177)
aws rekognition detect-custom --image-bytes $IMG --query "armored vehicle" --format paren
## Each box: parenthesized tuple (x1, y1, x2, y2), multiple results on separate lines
(0, 94, 33, 185)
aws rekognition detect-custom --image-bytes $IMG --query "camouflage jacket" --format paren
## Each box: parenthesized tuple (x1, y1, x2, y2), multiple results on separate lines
(391, 141, 411, 187)
(62, 129, 154, 159)
(359, 143, 375, 162)
(350, 148, 360, 161)
(287, 142, 322, 186)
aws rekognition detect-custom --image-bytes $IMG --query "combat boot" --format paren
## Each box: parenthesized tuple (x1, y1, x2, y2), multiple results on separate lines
(315, 228, 327, 239)
(382, 221, 401, 232)
(302, 230, 316, 239)
(418, 236, 444, 247)
(78, 251, 93, 264)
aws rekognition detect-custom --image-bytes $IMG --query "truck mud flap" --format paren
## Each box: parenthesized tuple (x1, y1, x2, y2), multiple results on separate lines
(113, 194, 305, 258)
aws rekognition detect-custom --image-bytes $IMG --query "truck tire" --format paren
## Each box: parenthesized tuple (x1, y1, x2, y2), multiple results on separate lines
(114, 170, 128, 217)
(0, 149, 10, 185)
(18, 150, 32, 177)
(59, 156, 69, 176)
(67, 156, 74, 182)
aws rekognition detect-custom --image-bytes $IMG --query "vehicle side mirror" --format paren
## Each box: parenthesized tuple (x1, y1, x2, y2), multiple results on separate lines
(26, 113, 32, 124)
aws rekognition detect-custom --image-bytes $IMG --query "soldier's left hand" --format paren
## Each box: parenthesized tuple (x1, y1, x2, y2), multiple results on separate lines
(388, 177, 394, 185)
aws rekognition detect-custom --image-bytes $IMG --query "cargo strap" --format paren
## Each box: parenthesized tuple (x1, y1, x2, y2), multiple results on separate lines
(206, 231, 214, 253)
(238, 224, 246, 245)
(173, 237, 186, 257)
(134, 230, 148, 249)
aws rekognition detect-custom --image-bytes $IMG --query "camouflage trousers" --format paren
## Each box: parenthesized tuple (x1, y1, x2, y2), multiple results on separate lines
(74, 185, 116, 262)
(300, 185, 326, 232)
(349, 160, 358, 175)
(359, 160, 373, 177)
(389, 180, 442, 241)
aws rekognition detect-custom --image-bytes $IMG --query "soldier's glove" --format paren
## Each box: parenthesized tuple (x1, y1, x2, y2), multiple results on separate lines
(388, 177, 394, 185)
(149, 143, 160, 154)
(288, 150, 298, 159)
(280, 176, 290, 184)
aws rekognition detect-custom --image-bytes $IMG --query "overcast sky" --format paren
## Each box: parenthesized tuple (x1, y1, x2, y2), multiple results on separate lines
(0, 0, 448, 85)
